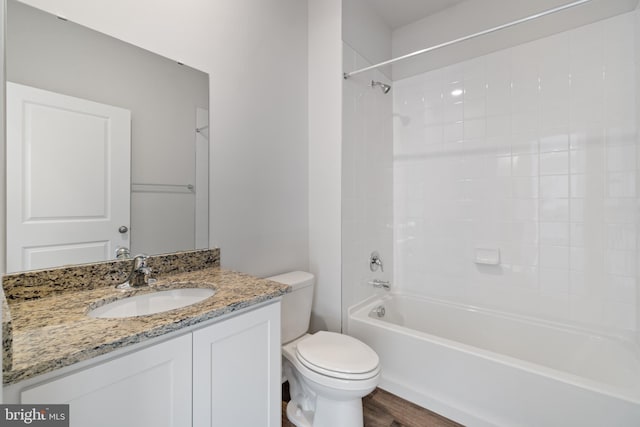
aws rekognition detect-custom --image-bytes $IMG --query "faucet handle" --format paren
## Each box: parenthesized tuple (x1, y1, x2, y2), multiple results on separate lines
(369, 251, 384, 272)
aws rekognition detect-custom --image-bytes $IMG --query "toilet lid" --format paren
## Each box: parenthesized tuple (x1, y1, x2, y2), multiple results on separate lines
(295, 331, 379, 379)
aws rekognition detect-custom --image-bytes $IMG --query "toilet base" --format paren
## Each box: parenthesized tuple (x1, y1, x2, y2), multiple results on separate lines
(286, 396, 364, 427)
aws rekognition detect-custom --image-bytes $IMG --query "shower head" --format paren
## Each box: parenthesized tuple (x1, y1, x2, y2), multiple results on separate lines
(370, 80, 391, 94)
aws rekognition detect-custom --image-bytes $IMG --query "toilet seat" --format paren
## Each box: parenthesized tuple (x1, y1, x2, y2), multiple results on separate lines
(295, 331, 380, 381)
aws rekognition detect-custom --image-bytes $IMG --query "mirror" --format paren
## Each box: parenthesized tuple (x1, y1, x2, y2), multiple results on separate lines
(5, 0, 209, 273)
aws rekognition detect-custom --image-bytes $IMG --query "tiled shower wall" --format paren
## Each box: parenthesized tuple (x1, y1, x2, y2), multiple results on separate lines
(342, 43, 393, 328)
(393, 12, 638, 335)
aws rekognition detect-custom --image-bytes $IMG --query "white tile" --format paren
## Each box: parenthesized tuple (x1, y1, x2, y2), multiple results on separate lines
(511, 40, 540, 73)
(606, 223, 636, 251)
(540, 130, 569, 153)
(569, 247, 586, 272)
(570, 147, 604, 174)
(540, 246, 569, 270)
(486, 136, 511, 157)
(423, 107, 444, 126)
(570, 174, 585, 198)
(512, 199, 539, 221)
(606, 123, 637, 146)
(539, 268, 570, 295)
(505, 245, 539, 267)
(444, 122, 463, 143)
(606, 172, 636, 198)
(540, 222, 570, 246)
(540, 151, 569, 175)
(511, 221, 539, 244)
(463, 76, 487, 100)
(604, 199, 636, 223)
(570, 199, 585, 222)
(541, 74, 570, 101)
(605, 275, 636, 304)
(603, 13, 635, 70)
(538, 32, 569, 78)
(424, 125, 444, 145)
(444, 101, 463, 123)
(568, 22, 604, 72)
(486, 115, 510, 138)
(569, 296, 603, 324)
(511, 133, 538, 155)
(540, 175, 569, 198)
(606, 144, 636, 172)
(512, 177, 538, 198)
(512, 112, 539, 134)
(603, 301, 636, 330)
(464, 97, 485, 120)
(485, 48, 512, 76)
(512, 154, 538, 177)
(570, 125, 604, 150)
(606, 249, 636, 277)
(464, 119, 486, 140)
(541, 103, 569, 130)
(486, 82, 511, 116)
(511, 85, 539, 109)
(570, 222, 584, 247)
(604, 67, 636, 125)
(540, 198, 569, 221)
(494, 156, 512, 177)
(570, 268, 604, 297)
(569, 68, 604, 113)
(510, 265, 539, 288)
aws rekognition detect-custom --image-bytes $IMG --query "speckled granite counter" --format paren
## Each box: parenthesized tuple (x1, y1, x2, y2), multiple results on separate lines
(2, 249, 289, 385)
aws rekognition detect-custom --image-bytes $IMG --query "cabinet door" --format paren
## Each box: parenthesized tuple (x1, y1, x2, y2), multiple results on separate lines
(21, 334, 192, 427)
(193, 302, 281, 427)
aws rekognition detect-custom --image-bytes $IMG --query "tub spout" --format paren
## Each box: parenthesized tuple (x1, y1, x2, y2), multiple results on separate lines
(368, 279, 390, 291)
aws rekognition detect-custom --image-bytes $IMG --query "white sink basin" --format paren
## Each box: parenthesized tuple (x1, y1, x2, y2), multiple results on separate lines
(88, 288, 215, 319)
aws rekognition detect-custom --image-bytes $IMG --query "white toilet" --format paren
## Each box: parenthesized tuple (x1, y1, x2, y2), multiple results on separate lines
(267, 271, 381, 427)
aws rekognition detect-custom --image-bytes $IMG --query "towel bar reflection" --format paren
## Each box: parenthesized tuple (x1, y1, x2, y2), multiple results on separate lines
(131, 183, 195, 194)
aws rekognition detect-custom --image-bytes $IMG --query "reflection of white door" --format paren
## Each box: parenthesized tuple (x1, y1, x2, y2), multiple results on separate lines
(7, 82, 131, 273)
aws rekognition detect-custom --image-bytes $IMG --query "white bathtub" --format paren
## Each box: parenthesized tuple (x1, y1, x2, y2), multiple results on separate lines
(348, 293, 640, 427)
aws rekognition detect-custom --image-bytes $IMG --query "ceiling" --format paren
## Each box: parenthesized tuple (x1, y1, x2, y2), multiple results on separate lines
(365, 0, 466, 29)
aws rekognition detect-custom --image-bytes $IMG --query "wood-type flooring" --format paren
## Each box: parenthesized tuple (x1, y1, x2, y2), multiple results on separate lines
(282, 385, 463, 427)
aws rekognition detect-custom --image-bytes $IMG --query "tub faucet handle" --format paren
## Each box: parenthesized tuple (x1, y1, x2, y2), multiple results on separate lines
(370, 251, 384, 272)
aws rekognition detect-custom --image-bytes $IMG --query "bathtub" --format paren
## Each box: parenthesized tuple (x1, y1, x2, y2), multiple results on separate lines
(348, 293, 640, 427)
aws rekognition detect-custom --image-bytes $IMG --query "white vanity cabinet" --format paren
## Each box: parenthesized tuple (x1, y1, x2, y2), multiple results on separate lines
(193, 300, 281, 427)
(21, 334, 193, 427)
(9, 301, 281, 427)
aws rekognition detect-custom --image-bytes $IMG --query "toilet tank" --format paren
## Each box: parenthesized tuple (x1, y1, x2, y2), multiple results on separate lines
(267, 271, 314, 344)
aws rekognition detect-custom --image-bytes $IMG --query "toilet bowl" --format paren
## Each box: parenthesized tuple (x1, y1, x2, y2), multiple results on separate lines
(283, 332, 380, 427)
(267, 271, 381, 427)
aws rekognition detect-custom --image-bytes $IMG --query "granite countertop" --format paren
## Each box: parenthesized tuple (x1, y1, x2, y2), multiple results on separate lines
(2, 252, 288, 385)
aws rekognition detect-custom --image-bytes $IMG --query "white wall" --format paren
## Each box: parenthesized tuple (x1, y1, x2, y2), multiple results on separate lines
(392, 0, 639, 80)
(0, 0, 5, 405)
(636, 6, 640, 342)
(342, 44, 393, 329)
(393, 11, 638, 336)
(342, 0, 392, 79)
(308, 0, 342, 333)
(15, 0, 310, 278)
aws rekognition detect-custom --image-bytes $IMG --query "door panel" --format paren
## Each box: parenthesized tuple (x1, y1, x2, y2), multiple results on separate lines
(7, 82, 131, 272)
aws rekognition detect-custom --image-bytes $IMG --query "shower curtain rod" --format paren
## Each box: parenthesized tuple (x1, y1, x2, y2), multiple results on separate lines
(343, 0, 592, 80)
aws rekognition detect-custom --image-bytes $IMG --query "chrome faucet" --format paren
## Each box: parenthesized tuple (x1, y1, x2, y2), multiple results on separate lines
(368, 279, 391, 291)
(369, 251, 384, 272)
(117, 254, 153, 289)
